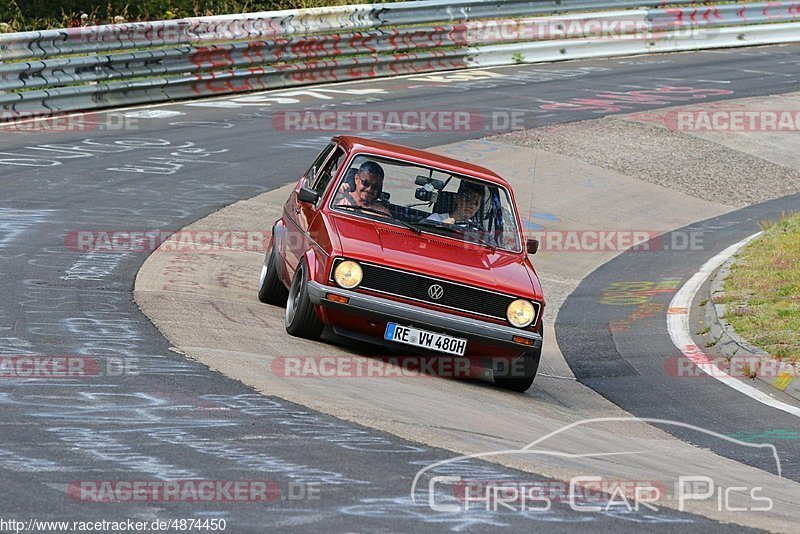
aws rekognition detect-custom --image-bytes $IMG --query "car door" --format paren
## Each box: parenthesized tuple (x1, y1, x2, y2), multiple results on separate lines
(284, 143, 344, 274)
(301, 145, 346, 270)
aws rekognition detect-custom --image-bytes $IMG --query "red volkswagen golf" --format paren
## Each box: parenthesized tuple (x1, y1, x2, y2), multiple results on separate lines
(258, 136, 545, 391)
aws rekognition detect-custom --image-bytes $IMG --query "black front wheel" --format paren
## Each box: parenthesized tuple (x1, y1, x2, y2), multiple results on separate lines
(258, 240, 289, 305)
(492, 326, 543, 392)
(284, 261, 324, 340)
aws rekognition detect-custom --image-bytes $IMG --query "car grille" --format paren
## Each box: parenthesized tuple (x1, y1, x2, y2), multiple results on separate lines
(335, 260, 540, 325)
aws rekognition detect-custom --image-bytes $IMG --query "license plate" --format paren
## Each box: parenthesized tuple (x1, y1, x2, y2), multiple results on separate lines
(384, 323, 467, 356)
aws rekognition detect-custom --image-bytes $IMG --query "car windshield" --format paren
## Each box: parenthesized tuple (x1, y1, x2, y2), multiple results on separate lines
(329, 154, 522, 252)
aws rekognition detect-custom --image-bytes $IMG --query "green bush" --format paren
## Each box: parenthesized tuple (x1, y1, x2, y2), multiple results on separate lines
(2, 1, 398, 31)
(0, 1, 23, 24)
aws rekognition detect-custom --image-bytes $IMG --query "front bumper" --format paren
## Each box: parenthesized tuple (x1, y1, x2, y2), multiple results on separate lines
(307, 281, 542, 352)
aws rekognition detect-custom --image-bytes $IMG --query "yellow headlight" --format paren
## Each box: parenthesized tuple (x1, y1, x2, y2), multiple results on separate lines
(334, 260, 363, 289)
(506, 299, 535, 328)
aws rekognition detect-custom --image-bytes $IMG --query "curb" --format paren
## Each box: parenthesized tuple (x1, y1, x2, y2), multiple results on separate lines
(705, 254, 800, 402)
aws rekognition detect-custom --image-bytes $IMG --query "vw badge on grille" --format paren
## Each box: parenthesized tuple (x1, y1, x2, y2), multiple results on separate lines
(427, 284, 444, 300)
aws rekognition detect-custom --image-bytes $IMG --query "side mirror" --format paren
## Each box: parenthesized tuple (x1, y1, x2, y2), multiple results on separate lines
(298, 186, 320, 204)
(526, 238, 539, 255)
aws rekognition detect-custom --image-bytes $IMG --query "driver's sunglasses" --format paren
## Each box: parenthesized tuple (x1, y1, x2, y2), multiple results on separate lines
(358, 176, 381, 190)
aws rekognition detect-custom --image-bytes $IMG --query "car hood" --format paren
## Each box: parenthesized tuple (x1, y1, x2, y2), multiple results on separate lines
(330, 214, 540, 298)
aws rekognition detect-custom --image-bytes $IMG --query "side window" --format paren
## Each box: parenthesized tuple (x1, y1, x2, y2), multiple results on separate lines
(303, 143, 335, 186)
(313, 147, 345, 197)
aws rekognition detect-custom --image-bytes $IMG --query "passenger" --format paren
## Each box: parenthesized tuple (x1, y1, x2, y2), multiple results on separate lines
(425, 180, 484, 224)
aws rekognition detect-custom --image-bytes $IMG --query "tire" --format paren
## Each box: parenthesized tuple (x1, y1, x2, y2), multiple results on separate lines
(258, 240, 289, 305)
(284, 260, 324, 340)
(492, 326, 543, 392)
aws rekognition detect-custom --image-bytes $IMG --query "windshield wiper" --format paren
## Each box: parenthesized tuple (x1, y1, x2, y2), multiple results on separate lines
(415, 220, 496, 251)
(334, 204, 421, 234)
(334, 204, 390, 217)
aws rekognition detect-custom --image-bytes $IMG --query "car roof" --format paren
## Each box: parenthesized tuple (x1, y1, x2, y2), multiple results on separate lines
(334, 136, 511, 187)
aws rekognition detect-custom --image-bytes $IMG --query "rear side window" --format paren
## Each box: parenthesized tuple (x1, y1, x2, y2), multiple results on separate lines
(303, 143, 335, 186)
(313, 147, 345, 197)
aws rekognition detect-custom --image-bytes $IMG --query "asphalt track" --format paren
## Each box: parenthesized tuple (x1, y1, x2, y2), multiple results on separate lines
(557, 192, 800, 479)
(1, 44, 800, 531)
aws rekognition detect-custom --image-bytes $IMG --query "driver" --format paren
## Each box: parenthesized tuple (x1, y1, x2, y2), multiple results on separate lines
(425, 180, 484, 225)
(334, 161, 390, 215)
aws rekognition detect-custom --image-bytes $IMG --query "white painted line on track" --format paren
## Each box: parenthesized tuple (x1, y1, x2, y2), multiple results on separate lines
(667, 231, 800, 418)
(741, 69, 792, 77)
(382, 122, 424, 130)
(693, 79, 732, 84)
(538, 373, 577, 380)
(0, 97, 190, 127)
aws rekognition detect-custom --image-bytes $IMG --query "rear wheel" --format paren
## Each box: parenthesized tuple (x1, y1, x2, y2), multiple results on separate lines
(492, 326, 543, 392)
(285, 260, 324, 340)
(258, 239, 289, 305)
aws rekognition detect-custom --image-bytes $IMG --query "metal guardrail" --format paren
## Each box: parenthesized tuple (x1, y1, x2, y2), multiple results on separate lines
(0, 1, 674, 61)
(1, 1, 799, 118)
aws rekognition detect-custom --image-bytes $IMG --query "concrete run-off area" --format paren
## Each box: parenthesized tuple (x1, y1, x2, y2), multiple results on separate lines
(495, 92, 800, 208)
